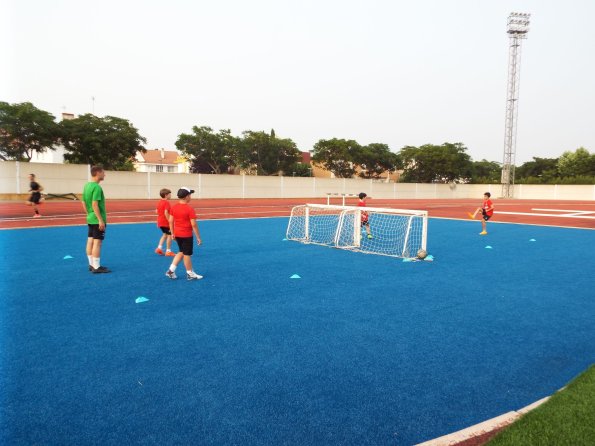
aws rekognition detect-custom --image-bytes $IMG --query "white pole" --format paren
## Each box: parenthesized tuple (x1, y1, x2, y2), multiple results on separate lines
(15, 161, 20, 194)
(198, 174, 202, 199)
(242, 173, 245, 199)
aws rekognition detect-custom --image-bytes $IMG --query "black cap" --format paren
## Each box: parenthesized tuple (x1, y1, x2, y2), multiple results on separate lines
(177, 187, 195, 198)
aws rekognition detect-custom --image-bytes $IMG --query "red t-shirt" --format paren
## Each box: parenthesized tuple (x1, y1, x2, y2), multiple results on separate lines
(483, 199, 494, 216)
(170, 203, 197, 237)
(358, 200, 369, 222)
(156, 199, 171, 227)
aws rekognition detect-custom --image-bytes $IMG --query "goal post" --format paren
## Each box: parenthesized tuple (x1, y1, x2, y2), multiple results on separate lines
(286, 204, 428, 258)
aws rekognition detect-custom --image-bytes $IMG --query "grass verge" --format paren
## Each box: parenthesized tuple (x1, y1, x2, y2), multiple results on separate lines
(487, 364, 595, 445)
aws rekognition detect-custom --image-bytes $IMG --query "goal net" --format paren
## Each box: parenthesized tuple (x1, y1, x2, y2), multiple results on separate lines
(286, 204, 428, 258)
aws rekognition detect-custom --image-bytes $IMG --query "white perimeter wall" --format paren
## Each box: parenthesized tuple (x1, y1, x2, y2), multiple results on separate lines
(1, 161, 595, 200)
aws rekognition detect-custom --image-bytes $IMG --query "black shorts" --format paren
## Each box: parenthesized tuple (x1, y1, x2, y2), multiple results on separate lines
(175, 236, 193, 256)
(88, 224, 106, 240)
(28, 192, 41, 204)
(159, 226, 171, 235)
(361, 220, 370, 227)
(482, 211, 492, 222)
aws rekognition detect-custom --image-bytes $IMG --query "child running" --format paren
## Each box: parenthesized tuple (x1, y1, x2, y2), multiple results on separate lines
(468, 192, 494, 235)
(358, 192, 373, 239)
(26, 173, 44, 218)
(165, 187, 203, 281)
(155, 188, 175, 256)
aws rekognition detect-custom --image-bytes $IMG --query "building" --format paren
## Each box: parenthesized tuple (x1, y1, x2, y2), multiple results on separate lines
(134, 149, 189, 173)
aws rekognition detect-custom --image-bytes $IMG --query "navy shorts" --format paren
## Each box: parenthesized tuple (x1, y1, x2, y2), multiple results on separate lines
(175, 236, 193, 256)
(88, 224, 106, 240)
(159, 226, 171, 235)
(28, 192, 41, 204)
(482, 211, 492, 222)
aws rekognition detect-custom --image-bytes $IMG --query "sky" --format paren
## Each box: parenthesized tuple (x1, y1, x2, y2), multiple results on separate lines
(2, 0, 594, 164)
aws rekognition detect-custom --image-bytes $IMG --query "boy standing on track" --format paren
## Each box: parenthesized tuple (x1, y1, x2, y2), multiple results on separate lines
(165, 187, 203, 281)
(155, 188, 175, 256)
(468, 192, 494, 235)
(82, 166, 110, 273)
(26, 173, 44, 218)
(358, 192, 373, 239)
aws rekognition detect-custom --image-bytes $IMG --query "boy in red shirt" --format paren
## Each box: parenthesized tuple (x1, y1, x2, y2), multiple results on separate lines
(358, 192, 373, 239)
(468, 192, 494, 235)
(165, 187, 203, 280)
(155, 188, 175, 256)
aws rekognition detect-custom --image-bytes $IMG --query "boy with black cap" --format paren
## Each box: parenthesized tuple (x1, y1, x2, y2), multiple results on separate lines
(358, 192, 373, 239)
(165, 187, 203, 280)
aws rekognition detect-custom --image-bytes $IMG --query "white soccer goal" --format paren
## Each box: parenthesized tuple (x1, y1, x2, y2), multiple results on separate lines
(286, 204, 428, 258)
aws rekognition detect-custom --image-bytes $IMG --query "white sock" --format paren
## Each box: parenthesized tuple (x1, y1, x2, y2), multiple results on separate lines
(88, 255, 93, 266)
(157, 245, 162, 249)
(92, 257, 100, 269)
(169, 264, 177, 272)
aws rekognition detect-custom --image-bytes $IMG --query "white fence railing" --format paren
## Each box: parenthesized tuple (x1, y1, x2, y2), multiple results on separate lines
(1, 161, 595, 200)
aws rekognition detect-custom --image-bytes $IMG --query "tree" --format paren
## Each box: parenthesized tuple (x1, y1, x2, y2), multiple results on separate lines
(60, 114, 146, 170)
(240, 131, 301, 175)
(399, 142, 473, 183)
(357, 143, 401, 179)
(515, 157, 559, 183)
(470, 159, 501, 183)
(311, 138, 361, 178)
(176, 126, 240, 174)
(0, 101, 60, 161)
(557, 147, 593, 178)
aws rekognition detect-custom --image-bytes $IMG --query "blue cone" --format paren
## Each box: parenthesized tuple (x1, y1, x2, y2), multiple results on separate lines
(290, 274, 301, 279)
(485, 245, 493, 249)
(63, 255, 73, 259)
(135, 297, 149, 304)
(529, 239, 536, 242)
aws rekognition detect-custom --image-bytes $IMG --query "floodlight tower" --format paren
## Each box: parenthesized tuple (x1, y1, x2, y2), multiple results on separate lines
(501, 12, 530, 198)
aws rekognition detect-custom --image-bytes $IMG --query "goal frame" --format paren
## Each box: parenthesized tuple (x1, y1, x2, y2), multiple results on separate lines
(286, 203, 428, 258)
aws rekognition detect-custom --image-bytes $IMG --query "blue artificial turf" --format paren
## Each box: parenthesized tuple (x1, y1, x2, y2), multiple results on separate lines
(0, 218, 594, 445)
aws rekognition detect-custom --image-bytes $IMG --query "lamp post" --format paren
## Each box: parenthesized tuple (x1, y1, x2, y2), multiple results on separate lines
(501, 12, 530, 198)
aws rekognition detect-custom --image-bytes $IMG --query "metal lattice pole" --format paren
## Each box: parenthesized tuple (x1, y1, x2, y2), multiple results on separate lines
(501, 12, 530, 198)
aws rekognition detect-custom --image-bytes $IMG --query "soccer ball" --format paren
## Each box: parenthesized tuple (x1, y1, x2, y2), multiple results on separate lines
(416, 249, 428, 260)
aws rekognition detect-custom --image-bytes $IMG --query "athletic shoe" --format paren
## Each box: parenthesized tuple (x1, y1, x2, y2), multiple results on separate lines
(479, 231, 488, 235)
(33, 214, 41, 218)
(467, 212, 475, 219)
(165, 270, 177, 280)
(187, 271, 203, 281)
(367, 234, 373, 239)
(165, 251, 176, 257)
(91, 266, 111, 274)
(155, 248, 164, 255)
(88, 265, 94, 272)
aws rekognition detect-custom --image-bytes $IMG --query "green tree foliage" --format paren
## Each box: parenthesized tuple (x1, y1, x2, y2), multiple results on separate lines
(399, 142, 473, 183)
(60, 114, 146, 170)
(515, 157, 559, 183)
(286, 162, 312, 177)
(176, 126, 240, 174)
(470, 159, 501, 184)
(557, 147, 594, 177)
(240, 131, 301, 175)
(312, 138, 362, 178)
(0, 101, 60, 161)
(358, 143, 401, 179)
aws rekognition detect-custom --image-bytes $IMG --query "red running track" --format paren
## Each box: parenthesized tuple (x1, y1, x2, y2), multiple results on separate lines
(1, 198, 594, 230)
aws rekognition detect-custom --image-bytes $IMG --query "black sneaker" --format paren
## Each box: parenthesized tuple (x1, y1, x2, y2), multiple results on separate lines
(92, 266, 111, 274)
(88, 265, 93, 272)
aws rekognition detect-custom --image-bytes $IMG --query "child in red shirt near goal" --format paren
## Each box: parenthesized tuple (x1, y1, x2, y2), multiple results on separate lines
(358, 192, 373, 239)
(468, 192, 494, 235)
(165, 187, 203, 281)
(155, 188, 175, 256)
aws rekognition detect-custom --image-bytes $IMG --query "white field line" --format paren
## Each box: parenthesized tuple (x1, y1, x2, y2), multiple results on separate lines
(496, 210, 595, 219)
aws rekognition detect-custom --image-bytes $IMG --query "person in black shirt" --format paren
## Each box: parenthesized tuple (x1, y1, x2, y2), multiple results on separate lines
(26, 173, 44, 218)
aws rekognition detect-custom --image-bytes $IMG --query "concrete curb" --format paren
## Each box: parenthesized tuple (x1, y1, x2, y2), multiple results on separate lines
(414, 395, 552, 446)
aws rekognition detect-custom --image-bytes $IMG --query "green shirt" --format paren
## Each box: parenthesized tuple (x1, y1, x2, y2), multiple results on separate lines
(83, 181, 106, 224)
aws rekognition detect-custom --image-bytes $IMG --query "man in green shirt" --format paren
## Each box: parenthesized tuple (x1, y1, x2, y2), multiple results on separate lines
(82, 166, 110, 273)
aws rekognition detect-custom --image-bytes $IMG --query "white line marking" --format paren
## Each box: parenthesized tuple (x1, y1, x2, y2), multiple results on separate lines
(497, 211, 595, 219)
